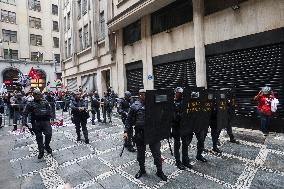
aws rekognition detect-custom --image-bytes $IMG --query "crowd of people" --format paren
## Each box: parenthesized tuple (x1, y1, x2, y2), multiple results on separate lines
(0, 84, 279, 184)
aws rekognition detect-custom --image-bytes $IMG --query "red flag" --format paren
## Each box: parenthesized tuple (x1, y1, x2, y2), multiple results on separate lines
(28, 67, 40, 80)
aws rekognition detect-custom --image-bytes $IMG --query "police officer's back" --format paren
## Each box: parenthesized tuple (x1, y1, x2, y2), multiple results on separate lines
(22, 89, 53, 159)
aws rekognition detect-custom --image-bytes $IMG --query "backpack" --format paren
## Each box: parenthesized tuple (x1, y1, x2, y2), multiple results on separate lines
(33, 102, 50, 117)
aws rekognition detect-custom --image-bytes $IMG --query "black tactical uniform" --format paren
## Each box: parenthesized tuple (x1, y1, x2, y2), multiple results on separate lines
(91, 92, 102, 124)
(118, 91, 135, 152)
(22, 89, 52, 159)
(172, 87, 193, 170)
(209, 89, 239, 153)
(101, 91, 113, 123)
(125, 90, 167, 181)
(10, 92, 25, 131)
(70, 95, 90, 144)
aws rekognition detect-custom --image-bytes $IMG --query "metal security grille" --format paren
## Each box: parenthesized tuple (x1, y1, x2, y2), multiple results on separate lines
(67, 78, 77, 92)
(153, 60, 196, 90)
(207, 43, 284, 120)
(126, 68, 143, 96)
(81, 74, 97, 93)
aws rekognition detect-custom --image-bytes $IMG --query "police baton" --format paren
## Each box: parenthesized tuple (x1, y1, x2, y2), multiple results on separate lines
(167, 138, 173, 156)
(119, 145, 125, 157)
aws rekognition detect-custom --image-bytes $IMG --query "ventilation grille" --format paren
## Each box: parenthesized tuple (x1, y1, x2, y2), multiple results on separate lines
(154, 60, 196, 90)
(207, 44, 284, 119)
(126, 68, 143, 96)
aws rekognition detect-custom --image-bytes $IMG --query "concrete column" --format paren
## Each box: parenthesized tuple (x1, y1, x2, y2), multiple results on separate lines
(91, 0, 99, 58)
(141, 15, 154, 90)
(192, 0, 207, 88)
(116, 29, 125, 97)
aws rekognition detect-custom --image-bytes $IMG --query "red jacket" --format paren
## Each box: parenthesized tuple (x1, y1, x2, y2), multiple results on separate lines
(257, 95, 273, 116)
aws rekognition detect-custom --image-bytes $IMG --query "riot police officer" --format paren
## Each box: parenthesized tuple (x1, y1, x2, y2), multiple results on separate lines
(70, 93, 90, 144)
(172, 87, 192, 170)
(101, 88, 114, 123)
(10, 91, 25, 131)
(22, 89, 53, 159)
(225, 88, 239, 144)
(90, 91, 102, 125)
(209, 89, 239, 154)
(118, 91, 135, 152)
(123, 89, 167, 181)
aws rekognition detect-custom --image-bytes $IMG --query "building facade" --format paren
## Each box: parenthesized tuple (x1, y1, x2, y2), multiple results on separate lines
(59, 0, 115, 96)
(107, 0, 284, 131)
(60, 0, 284, 130)
(0, 0, 61, 91)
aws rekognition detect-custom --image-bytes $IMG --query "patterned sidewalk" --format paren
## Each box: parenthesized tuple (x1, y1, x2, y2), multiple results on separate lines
(0, 111, 284, 189)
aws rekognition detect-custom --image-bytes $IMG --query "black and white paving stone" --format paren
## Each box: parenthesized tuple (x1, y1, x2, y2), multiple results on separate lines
(1, 111, 284, 189)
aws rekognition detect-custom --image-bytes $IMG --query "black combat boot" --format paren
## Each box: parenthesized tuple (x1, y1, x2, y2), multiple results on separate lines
(38, 151, 44, 159)
(44, 146, 53, 154)
(212, 146, 222, 154)
(92, 121, 95, 125)
(12, 124, 17, 131)
(135, 165, 146, 179)
(182, 161, 193, 169)
(196, 150, 207, 162)
(175, 161, 186, 170)
(156, 170, 167, 181)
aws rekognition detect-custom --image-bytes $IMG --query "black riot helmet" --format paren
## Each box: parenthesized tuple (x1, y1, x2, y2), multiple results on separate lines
(124, 91, 131, 99)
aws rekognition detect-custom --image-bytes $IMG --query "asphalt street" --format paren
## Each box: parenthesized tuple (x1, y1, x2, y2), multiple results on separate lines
(0, 110, 284, 189)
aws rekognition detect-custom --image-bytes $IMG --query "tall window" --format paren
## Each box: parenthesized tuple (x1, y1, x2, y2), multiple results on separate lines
(53, 21, 59, 32)
(31, 52, 43, 61)
(99, 12, 105, 39)
(1, 10, 16, 24)
(151, 0, 192, 35)
(2, 30, 17, 43)
(77, 0, 82, 19)
(64, 16, 66, 32)
(29, 17, 41, 29)
(53, 37, 59, 48)
(54, 54, 60, 63)
(82, 0, 87, 15)
(30, 34, 42, 46)
(123, 20, 141, 46)
(67, 12, 70, 30)
(0, 0, 16, 5)
(52, 4, 58, 15)
(29, 0, 41, 12)
(68, 38, 71, 57)
(4, 49, 18, 59)
(84, 24, 89, 48)
(79, 28, 83, 50)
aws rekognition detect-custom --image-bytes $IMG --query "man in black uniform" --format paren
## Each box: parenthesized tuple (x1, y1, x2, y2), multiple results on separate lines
(22, 89, 53, 159)
(209, 89, 239, 154)
(172, 87, 193, 170)
(102, 88, 113, 123)
(10, 92, 25, 131)
(123, 89, 167, 181)
(70, 93, 90, 144)
(118, 91, 135, 152)
(90, 91, 102, 125)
